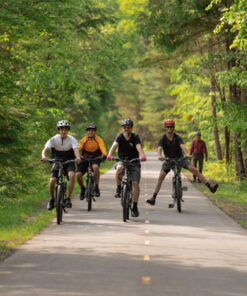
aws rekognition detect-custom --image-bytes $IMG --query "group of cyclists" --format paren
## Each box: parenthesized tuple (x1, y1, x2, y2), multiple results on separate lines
(41, 118, 218, 218)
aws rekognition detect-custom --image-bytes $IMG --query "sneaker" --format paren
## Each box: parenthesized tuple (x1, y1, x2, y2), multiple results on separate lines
(65, 197, 72, 208)
(47, 199, 55, 211)
(80, 186, 85, 200)
(208, 183, 218, 193)
(94, 186, 100, 197)
(115, 186, 121, 198)
(131, 207, 139, 217)
(146, 197, 156, 205)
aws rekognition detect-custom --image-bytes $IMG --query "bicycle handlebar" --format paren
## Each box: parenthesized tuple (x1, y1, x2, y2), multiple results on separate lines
(81, 155, 106, 162)
(42, 159, 76, 165)
(113, 158, 140, 164)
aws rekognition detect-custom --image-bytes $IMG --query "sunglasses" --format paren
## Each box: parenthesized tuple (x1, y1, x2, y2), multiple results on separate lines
(166, 126, 174, 128)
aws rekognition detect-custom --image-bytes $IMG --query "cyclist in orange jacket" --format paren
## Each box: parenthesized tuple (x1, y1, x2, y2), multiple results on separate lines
(76, 123, 107, 199)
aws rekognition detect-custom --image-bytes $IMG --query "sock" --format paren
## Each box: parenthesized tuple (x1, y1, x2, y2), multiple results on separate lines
(117, 184, 121, 190)
(133, 202, 138, 209)
(153, 192, 157, 199)
(95, 184, 99, 188)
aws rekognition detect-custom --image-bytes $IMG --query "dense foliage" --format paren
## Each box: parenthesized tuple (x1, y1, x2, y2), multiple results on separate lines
(1, 0, 247, 204)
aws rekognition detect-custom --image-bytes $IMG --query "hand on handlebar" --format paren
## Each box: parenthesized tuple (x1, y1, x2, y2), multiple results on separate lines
(75, 157, 81, 164)
(140, 156, 147, 162)
(107, 155, 114, 161)
(158, 156, 165, 161)
(41, 157, 48, 162)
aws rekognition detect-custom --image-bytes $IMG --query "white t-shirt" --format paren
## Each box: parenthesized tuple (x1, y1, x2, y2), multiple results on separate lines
(45, 134, 79, 160)
(45, 134, 79, 150)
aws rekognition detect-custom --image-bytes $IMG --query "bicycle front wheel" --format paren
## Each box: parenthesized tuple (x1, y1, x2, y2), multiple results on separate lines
(175, 178, 182, 213)
(87, 176, 94, 211)
(56, 185, 63, 224)
(122, 184, 130, 222)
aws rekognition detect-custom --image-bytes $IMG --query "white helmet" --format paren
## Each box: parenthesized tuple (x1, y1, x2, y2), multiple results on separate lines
(56, 120, 70, 130)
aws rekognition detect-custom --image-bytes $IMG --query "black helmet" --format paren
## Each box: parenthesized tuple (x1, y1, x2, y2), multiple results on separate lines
(86, 123, 97, 130)
(57, 120, 70, 130)
(195, 131, 201, 136)
(121, 118, 133, 127)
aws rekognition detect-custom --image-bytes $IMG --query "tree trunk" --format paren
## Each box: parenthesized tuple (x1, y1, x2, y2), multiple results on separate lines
(210, 77, 223, 160)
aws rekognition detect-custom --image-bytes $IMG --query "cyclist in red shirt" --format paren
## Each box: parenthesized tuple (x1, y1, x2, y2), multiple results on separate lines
(190, 131, 208, 183)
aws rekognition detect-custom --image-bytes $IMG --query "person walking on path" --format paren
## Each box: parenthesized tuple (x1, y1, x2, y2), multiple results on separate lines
(107, 118, 146, 217)
(146, 119, 218, 206)
(76, 123, 107, 200)
(190, 131, 208, 183)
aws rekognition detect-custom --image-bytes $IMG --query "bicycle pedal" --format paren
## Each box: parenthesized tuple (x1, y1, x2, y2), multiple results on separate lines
(168, 203, 175, 208)
(63, 208, 68, 213)
(181, 199, 184, 202)
(182, 186, 188, 191)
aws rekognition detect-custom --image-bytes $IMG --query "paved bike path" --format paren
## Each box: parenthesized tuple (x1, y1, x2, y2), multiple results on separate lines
(0, 152, 247, 295)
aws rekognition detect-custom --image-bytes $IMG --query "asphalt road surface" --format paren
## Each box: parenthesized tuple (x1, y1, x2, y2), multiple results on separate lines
(1, 152, 247, 296)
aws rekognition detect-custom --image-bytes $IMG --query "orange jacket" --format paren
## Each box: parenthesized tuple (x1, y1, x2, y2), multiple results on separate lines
(79, 135, 107, 157)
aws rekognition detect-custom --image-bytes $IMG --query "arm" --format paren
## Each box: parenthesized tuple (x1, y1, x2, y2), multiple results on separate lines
(73, 148, 81, 163)
(136, 143, 146, 158)
(108, 141, 119, 156)
(204, 142, 208, 161)
(41, 147, 50, 161)
(157, 146, 165, 161)
(180, 144, 190, 158)
(98, 137, 108, 155)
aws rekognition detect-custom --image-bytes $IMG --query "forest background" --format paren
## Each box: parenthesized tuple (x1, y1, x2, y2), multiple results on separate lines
(1, 0, 247, 207)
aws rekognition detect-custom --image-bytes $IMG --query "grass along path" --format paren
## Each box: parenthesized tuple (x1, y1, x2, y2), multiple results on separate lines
(183, 160, 247, 229)
(0, 161, 113, 261)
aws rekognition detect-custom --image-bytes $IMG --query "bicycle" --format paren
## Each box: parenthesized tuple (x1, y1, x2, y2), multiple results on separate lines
(82, 155, 105, 211)
(43, 159, 75, 224)
(114, 158, 140, 222)
(166, 157, 188, 213)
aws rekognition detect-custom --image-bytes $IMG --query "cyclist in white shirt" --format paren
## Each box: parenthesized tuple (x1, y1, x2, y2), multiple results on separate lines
(41, 120, 81, 210)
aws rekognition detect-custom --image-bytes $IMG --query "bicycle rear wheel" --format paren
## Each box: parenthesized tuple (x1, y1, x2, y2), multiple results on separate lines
(56, 185, 63, 224)
(87, 176, 94, 211)
(122, 184, 130, 222)
(175, 178, 182, 213)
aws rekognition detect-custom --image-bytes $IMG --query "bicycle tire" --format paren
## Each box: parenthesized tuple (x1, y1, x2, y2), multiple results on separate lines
(56, 185, 63, 224)
(175, 177, 182, 213)
(122, 184, 129, 222)
(87, 176, 94, 211)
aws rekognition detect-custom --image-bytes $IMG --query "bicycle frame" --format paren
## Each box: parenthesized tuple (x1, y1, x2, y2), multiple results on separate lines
(45, 159, 74, 224)
(81, 156, 104, 211)
(167, 157, 188, 213)
(115, 158, 139, 222)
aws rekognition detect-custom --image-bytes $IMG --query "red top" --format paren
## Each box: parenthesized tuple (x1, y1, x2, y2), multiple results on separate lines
(190, 139, 208, 157)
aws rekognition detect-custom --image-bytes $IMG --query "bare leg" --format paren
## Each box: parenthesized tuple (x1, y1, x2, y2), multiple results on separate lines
(92, 164, 100, 185)
(76, 172, 84, 188)
(67, 171, 75, 198)
(187, 164, 207, 184)
(132, 181, 140, 202)
(49, 177, 57, 199)
(154, 170, 167, 194)
(115, 165, 123, 186)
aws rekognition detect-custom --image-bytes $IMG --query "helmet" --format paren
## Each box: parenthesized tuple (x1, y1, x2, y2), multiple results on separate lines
(86, 123, 97, 130)
(57, 120, 70, 130)
(164, 119, 175, 127)
(195, 131, 201, 136)
(121, 118, 133, 127)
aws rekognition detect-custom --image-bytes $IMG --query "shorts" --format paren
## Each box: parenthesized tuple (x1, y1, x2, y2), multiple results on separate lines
(51, 162, 75, 179)
(161, 158, 190, 173)
(76, 159, 101, 174)
(116, 162, 141, 183)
